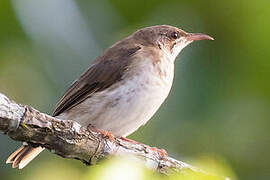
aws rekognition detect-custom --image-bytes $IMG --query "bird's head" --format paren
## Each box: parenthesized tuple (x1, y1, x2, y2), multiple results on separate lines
(132, 25, 214, 60)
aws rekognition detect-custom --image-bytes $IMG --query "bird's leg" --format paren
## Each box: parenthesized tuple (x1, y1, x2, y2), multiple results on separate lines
(98, 129, 115, 141)
(87, 125, 115, 141)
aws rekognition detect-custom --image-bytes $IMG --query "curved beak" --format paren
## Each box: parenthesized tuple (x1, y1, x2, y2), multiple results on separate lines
(186, 33, 214, 41)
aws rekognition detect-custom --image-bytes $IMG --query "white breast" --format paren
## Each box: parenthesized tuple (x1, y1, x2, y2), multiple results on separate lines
(58, 56, 174, 137)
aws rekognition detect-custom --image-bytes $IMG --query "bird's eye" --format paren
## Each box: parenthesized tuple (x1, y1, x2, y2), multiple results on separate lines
(171, 32, 179, 39)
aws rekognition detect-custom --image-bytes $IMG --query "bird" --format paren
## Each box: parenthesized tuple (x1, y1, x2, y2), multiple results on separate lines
(6, 25, 213, 169)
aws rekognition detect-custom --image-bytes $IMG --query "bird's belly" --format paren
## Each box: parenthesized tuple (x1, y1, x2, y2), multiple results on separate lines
(94, 79, 170, 137)
(58, 67, 173, 137)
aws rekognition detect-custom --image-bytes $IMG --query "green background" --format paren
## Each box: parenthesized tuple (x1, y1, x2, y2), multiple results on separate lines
(0, 0, 269, 179)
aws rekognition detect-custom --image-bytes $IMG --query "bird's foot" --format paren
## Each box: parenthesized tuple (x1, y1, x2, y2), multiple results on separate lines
(98, 129, 115, 141)
(149, 146, 168, 157)
(120, 137, 140, 144)
(120, 137, 167, 157)
(120, 137, 168, 157)
(88, 125, 115, 141)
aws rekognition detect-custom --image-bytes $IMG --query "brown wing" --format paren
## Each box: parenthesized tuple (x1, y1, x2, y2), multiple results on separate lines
(52, 45, 141, 117)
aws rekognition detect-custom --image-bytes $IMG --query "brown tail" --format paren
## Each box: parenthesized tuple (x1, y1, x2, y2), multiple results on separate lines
(6, 145, 44, 169)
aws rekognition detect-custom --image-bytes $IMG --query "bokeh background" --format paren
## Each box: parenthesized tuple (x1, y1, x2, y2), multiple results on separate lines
(0, 0, 269, 179)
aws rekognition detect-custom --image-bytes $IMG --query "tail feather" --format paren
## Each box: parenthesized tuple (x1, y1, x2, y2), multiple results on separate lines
(6, 145, 25, 164)
(12, 147, 29, 168)
(6, 145, 44, 169)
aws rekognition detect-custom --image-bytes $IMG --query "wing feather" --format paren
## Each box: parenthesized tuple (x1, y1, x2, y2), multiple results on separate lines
(52, 45, 141, 116)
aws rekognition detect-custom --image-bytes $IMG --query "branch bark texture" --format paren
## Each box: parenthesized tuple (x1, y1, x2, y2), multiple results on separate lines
(0, 92, 227, 178)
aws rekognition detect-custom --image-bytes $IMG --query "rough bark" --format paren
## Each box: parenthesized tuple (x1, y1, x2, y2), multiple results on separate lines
(0, 93, 228, 178)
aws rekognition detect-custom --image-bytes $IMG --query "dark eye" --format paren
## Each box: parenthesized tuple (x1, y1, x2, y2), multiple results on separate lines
(171, 32, 179, 39)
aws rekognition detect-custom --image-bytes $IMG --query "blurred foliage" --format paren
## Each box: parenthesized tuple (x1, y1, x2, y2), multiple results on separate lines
(0, 0, 270, 179)
(82, 156, 234, 180)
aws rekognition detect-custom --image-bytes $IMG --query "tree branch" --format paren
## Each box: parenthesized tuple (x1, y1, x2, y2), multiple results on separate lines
(0, 92, 228, 178)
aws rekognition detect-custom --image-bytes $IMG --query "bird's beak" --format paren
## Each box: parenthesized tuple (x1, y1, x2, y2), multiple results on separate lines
(186, 33, 214, 41)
